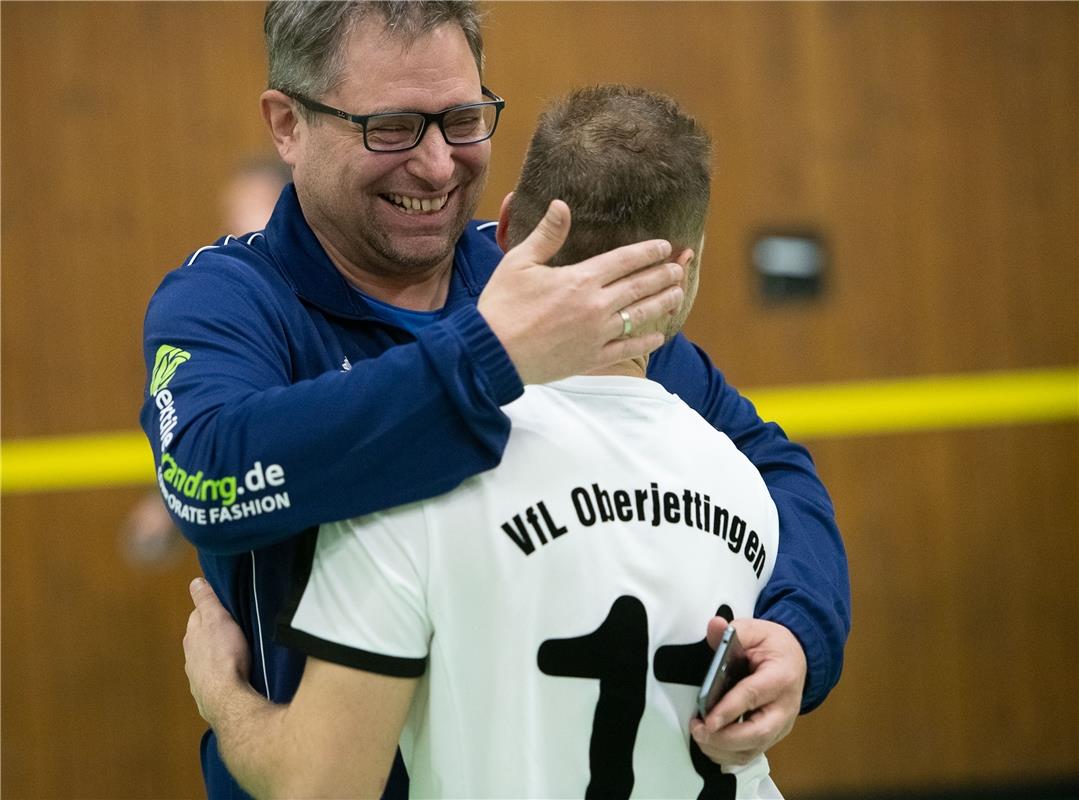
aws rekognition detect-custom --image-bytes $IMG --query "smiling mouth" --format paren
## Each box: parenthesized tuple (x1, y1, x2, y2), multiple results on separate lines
(382, 191, 451, 214)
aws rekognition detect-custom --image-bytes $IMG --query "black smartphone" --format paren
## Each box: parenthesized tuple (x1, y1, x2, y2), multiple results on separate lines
(696, 625, 750, 718)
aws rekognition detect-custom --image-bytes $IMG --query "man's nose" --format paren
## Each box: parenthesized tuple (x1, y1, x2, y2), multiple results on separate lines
(405, 124, 456, 186)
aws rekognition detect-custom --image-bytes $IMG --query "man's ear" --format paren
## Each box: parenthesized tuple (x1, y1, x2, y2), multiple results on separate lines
(672, 247, 695, 270)
(261, 90, 302, 167)
(495, 191, 514, 252)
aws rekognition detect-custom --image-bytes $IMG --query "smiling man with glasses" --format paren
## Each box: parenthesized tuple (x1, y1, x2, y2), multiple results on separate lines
(142, 3, 849, 799)
(259, 10, 507, 299)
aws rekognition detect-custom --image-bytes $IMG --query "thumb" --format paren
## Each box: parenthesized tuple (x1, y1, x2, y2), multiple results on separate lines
(705, 615, 730, 650)
(189, 576, 221, 610)
(513, 199, 570, 265)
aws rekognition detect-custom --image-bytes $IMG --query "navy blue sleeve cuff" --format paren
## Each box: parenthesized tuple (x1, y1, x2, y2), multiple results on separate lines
(441, 303, 524, 406)
(759, 601, 834, 714)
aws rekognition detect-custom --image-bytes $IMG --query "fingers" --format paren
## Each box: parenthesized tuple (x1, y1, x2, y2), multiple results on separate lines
(692, 703, 791, 763)
(691, 705, 777, 760)
(609, 282, 685, 340)
(579, 238, 673, 285)
(598, 332, 667, 366)
(514, 200, 572, 264)
(690, 717, 761, 766)
(602, 259, 684, 313)
(705, 673, 778, 731)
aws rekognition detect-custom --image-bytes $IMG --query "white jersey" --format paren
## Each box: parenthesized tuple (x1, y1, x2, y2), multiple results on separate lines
(281, 376, 782, 799)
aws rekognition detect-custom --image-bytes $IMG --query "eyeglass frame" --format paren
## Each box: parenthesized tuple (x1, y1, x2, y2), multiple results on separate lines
(283, 86, 506, 153)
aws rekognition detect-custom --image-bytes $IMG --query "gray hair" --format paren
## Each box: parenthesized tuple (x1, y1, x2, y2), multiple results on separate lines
(264, 1, 485, 108)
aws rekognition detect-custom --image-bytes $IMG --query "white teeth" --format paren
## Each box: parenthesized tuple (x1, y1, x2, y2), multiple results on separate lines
(389, 193, 448, 213)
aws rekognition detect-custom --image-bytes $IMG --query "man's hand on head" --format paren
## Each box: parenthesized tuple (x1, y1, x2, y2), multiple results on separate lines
(184, 577, 252, 727)
(478, 199, 686, 385)
(690, 616, 807, 766)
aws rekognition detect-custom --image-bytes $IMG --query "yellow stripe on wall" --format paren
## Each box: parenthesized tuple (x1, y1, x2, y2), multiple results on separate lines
(747, 366, 1079, 439)
(1, 366, 1076, 495)
(1, 431, 153, 494)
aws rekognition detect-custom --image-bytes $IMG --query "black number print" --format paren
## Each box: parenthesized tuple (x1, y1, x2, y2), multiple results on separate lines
(654, 604, 736, 800)
(538, 598, 738, 800)
(538, 595, 648, 798)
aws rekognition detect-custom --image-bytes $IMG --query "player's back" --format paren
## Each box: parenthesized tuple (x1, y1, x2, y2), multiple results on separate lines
(404, 375, 780, 798)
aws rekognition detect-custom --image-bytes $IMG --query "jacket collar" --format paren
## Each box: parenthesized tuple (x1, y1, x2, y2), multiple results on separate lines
(263, 184, 500, 320)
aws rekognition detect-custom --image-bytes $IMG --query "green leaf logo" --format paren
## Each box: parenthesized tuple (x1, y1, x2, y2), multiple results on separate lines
(150, 345, 191, 395)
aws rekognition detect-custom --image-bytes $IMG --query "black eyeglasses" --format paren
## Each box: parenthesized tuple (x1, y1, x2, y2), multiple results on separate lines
(285, 86, 505, 153)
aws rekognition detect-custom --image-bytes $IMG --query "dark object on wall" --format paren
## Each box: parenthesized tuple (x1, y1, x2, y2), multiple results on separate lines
(751, 231, 827, 302)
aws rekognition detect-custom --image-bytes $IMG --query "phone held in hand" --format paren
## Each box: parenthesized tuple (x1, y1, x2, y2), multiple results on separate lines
(696, 625, 750, 718)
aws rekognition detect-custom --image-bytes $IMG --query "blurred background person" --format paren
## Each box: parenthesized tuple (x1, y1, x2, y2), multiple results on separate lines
(220, 157, 292, 237)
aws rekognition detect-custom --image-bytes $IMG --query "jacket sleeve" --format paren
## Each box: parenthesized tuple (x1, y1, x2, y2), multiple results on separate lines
(140, 256, 522, 556)
(647, 335, 851, 713)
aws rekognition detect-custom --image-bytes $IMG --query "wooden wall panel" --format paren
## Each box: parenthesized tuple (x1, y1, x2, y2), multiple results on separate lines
(768, 424, 1079, 791)
(1, 2, 270, 438)
(1, 490, 206, 798)
(2, 2, 1076, 797)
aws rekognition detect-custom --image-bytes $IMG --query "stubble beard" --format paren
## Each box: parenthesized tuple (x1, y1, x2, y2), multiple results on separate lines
(361, 176, 486, 276)
(367, 208, 468, 273)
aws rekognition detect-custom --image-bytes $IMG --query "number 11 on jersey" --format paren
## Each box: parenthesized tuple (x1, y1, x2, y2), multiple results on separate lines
(539, 594, 738, 799)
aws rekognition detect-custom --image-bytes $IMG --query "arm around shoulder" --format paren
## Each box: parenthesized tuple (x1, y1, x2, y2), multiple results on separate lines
(215, 659, 414, 799)
(648, 335, 851, 711)
(141, 254, 519, 555)
(184, 576, 415, 798)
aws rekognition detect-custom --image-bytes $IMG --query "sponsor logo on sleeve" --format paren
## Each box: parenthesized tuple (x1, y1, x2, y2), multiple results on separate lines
(157, 456, 291, 526)
(150, 344, 190, 452)
(149, 344, 293, 527)
(151, 345, 191, 394)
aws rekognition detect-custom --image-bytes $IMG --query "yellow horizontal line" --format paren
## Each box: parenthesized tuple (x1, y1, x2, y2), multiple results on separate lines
(747, 366, 1078, 439)
(1, 431, 153, 494)
(1, 366, 1076, 495)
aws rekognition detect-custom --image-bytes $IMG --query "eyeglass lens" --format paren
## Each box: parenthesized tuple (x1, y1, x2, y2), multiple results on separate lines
(365, 104, 499, 150)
